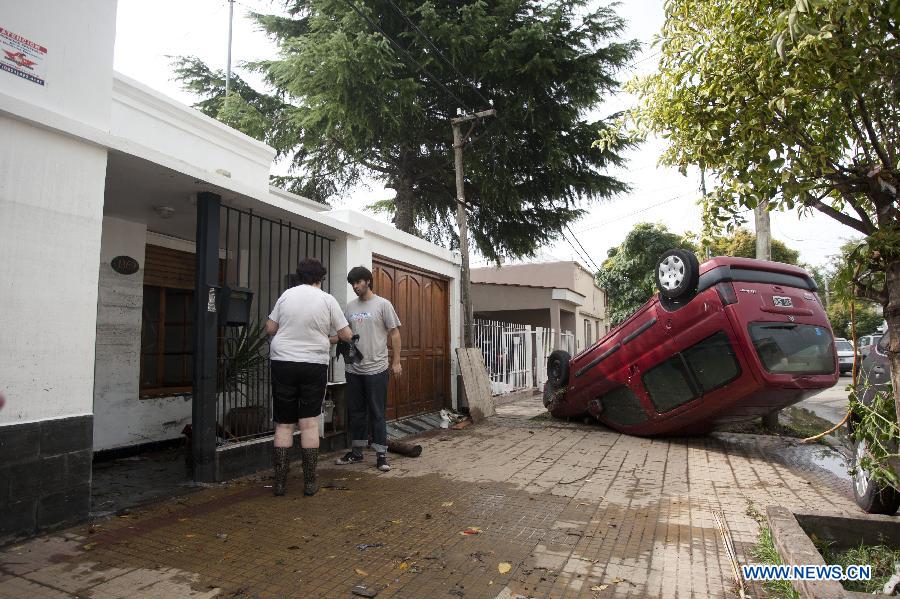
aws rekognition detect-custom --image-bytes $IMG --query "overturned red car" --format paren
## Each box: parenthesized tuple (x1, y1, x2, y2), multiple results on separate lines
(543, 250, 839, 436)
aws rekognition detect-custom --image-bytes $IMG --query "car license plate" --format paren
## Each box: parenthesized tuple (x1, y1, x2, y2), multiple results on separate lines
(773, 296, 793, 308)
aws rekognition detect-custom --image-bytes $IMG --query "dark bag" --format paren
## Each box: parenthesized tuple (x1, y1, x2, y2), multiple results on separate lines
(337, 334, 364, 364)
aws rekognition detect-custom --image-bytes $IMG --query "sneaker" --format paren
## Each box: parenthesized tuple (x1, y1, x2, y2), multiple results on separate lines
(335, 450, 363, 465)
(376, 453, 391, 472)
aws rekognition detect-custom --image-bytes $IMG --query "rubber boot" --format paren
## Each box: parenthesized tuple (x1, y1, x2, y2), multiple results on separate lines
(301, 447, 319, 496)
(273, 447, 290, 496)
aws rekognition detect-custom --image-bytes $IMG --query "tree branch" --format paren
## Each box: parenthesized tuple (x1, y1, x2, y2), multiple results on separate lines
(802, 192, 870, 235)
(852, 277, 887, 305)
(855, 93, 893, 169)
(839, 190, 876, 233)
(842, 96, 875, 164)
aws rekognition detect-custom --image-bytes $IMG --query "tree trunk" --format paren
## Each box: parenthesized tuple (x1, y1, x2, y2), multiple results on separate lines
(393, 176, 416, 234)
(885, 258, 900, 426)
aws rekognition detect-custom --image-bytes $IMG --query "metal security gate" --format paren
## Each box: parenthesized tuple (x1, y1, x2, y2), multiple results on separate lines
(215, 205, 334, 443)
(473, 319, 576, 395)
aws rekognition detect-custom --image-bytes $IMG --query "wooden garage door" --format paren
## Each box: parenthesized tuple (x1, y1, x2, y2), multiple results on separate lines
(373, 257, 450, 420)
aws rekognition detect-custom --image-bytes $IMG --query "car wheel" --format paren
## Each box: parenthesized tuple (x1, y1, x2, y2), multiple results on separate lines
(851, 437, 900, 515)
(547, 350, 571, 388)
(656, 249, 700, 300)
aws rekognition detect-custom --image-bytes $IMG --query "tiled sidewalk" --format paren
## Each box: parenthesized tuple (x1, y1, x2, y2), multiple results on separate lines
(0, 395, 858, 598)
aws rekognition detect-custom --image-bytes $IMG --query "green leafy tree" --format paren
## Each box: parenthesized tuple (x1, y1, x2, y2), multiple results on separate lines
(707, 229, 800, 264)
(596, 223, 697, 325)
(604, 0, 900, 420)
(173, 0, 639, 262)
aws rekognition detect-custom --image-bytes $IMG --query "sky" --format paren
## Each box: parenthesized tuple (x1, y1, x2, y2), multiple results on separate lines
(113, 0, 858, 270)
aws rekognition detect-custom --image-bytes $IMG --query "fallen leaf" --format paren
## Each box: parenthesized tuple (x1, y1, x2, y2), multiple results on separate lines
(612, 577, 624, 584)
(498, 563, 512, 575)
(185, 534, 197, 538)
(441, 501, 454, 507)
(460, 527, 481, 536)
(398, 562, 409, 570)
(355, 568, 369, 577)
(82, 542, 97, 551)
(345, 524, 356, 529)
(389, 519, 402, 524)
(178, 518, 189, 522)
(591, 584, 608, 591)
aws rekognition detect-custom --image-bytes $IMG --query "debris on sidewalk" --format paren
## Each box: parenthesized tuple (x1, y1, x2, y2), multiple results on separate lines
(351, 584, 379, 597)
(440, 408, 468, 429)
(498, 562, 511, 574)
(460, 526, 481, 536)
(356, 542, 385, 551)
(387, 439, 423, 457)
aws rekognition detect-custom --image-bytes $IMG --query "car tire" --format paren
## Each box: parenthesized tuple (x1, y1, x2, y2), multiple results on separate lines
(656, 249, 700, 300)
(851, 437, 900, 515)
(547, 350, 571, 388)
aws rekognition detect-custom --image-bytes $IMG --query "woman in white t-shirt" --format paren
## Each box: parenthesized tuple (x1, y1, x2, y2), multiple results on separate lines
(266, 258, 352, 496)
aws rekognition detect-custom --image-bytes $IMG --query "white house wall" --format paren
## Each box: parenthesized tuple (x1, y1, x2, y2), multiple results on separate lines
(0, 117, 107, 425)
(0, 0, 116, 131)
(110, 74, 275, 192)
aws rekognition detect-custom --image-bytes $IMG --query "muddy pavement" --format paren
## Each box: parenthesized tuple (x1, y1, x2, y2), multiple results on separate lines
(0, 392, 861, 598)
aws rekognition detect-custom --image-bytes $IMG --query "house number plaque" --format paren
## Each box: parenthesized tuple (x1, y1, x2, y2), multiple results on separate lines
(110, 255, 139, 275)
(207, 287, 217, 313)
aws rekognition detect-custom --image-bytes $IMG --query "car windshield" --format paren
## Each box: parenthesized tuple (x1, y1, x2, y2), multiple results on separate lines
(749, 323, 836, 374)
(835, 340, 853, 351)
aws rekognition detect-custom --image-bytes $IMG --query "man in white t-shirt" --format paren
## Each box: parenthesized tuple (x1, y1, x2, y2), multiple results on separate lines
(266, 258, 352, 497)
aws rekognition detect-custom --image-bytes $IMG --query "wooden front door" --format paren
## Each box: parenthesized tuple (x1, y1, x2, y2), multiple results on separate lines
(372, 257, 450, 420)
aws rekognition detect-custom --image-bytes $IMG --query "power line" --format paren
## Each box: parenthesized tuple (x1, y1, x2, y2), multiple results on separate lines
(574, 193, 692, 234)
(341, 0, 472, 110)
(561, 234, 596, 271)
(565, 225, 601, 271)
(380, 0, 492, 108)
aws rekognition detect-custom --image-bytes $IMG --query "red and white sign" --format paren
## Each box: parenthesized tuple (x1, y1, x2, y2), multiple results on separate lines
(0, 26, 46, 86)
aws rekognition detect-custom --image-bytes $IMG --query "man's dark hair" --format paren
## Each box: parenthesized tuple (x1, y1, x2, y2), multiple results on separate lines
(347, 266, 373, 289)
(296, 258, 327, 285)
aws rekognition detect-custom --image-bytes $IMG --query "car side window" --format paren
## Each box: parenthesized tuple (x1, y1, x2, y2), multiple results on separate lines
(642, 332, 741, 414)
(683, 332, 741, 392)
(643, 355, 697, 413)
(600, 386, 648, 426)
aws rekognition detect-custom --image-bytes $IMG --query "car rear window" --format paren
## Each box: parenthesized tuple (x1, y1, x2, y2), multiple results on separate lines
(600, 386, 648, 426)
(749, 323, 835, 374)
(835, 340, 853, 352)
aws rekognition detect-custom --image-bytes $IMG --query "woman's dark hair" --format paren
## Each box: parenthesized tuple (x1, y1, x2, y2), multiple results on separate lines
(347, 266, 373, 289)
(296, 258, 327, 285)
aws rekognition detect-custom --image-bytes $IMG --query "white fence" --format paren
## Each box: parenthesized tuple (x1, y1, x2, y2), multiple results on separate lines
(472, 319, 575, 395)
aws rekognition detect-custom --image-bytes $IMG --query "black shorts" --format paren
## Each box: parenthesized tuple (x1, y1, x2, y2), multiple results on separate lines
(270, 360, 328, 423)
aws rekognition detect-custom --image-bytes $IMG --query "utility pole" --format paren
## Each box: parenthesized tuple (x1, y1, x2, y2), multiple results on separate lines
(755, 203, 772, 261)
(225, 0, 235, 97)
(452, 108, 496, 348)
(757, 201, 778, 430)
(700, 168, 712, 259)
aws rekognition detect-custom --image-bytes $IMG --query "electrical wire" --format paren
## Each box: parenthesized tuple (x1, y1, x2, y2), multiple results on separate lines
(574, 193, 692, 234)
(341, 0, 472, 110)
(565, 225, 601, 271)
(380, 0, 492, 108)
(562, 234, 595, 271)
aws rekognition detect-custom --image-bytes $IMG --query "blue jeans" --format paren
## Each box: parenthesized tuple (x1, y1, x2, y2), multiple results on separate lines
(346, 370, 389, 453)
